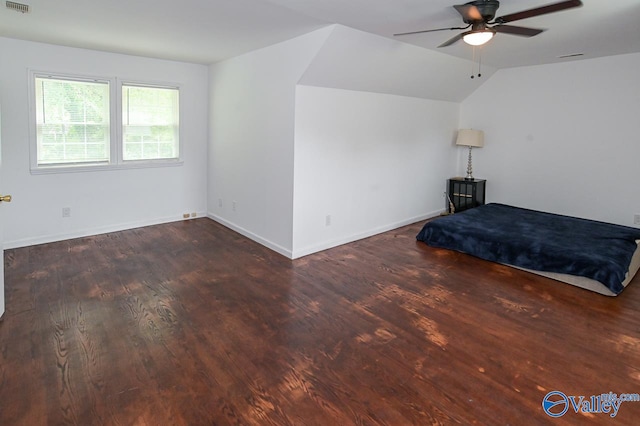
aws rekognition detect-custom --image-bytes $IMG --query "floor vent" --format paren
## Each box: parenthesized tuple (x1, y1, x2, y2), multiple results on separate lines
(6, 1, 29, 13)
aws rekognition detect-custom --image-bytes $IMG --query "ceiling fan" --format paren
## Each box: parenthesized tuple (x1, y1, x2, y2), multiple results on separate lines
(394, 0, 583, 48)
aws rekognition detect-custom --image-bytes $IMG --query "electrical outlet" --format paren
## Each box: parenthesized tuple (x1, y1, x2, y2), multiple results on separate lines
(325, 215, 331, 226)
(218, 198, 223, 208)
(232, 201, 237, 212)
(62, 207, 71, 218)
(634, 214, 640, 226)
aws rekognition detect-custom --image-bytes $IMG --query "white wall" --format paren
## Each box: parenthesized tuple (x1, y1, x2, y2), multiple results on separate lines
(460, 53, 640, 227)
(292, 86, 459, 258)
(208, 27, 332, 257)
(0, 37, 209, 248)
(208, 24, 483, 259)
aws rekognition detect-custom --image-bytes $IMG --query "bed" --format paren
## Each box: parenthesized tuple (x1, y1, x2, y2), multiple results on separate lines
(416, 203, 640, 296)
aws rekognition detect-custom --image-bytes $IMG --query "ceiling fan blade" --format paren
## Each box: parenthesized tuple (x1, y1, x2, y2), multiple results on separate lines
(438, 33, 465, 48)
(493, 25, 544, 37)
(394, 25, 469, 37)
(494, 0, 582, 24)
(454, 4, 483, 22)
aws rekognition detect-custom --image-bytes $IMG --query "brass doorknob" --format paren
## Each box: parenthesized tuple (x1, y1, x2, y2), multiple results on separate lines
(0, 194, 12, 203)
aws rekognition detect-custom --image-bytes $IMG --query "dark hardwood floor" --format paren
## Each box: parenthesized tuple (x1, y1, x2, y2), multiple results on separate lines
(1, 218, 639, 425)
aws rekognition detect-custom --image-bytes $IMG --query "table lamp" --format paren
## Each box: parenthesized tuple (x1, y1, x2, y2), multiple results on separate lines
(456, 129, 484, 180)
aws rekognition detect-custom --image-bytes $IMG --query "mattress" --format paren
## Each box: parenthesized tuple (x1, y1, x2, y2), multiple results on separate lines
(513, 240, 640, 296)
(416, 203, 640, 296)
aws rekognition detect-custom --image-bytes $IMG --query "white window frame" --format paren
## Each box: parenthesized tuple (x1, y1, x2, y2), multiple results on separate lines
(28, 70, 183, 174)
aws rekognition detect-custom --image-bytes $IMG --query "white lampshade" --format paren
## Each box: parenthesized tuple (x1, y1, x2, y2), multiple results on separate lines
(456, 129, 484, 148)
(463, 31, 495, 46)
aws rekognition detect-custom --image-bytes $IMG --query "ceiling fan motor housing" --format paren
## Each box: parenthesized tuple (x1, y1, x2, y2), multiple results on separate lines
(465, 0, 500, 23)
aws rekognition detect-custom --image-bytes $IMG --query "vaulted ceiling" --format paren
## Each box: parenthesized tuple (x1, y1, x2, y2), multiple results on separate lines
(0, 0, 638, 67)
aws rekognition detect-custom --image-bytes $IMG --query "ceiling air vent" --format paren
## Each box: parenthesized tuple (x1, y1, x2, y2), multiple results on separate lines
(557, 53, 584, 59)
(6, 1, 29, 13)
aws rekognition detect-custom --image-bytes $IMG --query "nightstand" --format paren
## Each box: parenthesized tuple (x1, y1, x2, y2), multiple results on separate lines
(447, 177, 486, 213)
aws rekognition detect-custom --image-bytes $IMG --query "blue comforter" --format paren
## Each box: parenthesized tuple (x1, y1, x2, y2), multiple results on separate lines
(416, 203, 640, 294)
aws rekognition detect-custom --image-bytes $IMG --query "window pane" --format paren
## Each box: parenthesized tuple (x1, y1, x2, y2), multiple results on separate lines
(35, 77, 110, 165)
(122, 85, 179, 161)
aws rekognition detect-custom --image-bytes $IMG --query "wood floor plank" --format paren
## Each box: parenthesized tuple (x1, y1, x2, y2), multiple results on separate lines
(1, 218, 640, 425)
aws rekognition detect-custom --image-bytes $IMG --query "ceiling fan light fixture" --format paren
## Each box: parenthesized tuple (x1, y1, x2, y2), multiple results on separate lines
(463, 30, 495, 46)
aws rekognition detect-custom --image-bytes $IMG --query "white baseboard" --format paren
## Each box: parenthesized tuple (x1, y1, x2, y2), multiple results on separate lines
(207, 213, 293, 259)
(290, 209, 443, 259)
(6, 209, 442, 257)
(208, 209, 443, 260)
(3, 211, 208, 250)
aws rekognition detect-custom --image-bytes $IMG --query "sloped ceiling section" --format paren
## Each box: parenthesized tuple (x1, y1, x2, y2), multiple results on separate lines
(0, 0, 329, 64)
(298, 25, 496, 103)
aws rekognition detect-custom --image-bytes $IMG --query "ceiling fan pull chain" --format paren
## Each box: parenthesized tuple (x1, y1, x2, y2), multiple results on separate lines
(470, 46, 482, 79)
(471, 46, 476, 79)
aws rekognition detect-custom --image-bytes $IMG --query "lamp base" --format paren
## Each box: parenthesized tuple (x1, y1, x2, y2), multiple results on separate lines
(465, 146, 475, 181)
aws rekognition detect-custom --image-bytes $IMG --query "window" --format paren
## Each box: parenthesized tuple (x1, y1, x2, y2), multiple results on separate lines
(35, 76, 111, 166)
(29, 71, 181, 173)
(122, 84, 179, 161)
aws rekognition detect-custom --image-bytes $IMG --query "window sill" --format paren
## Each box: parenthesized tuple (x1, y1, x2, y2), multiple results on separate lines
(30, 159, 184, 175)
